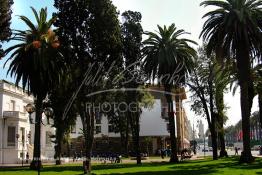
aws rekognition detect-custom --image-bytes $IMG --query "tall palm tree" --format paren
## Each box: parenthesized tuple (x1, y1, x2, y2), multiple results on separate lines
(4, 7, 65, 169)
(200, 0, 262, 163)
(143, 24, 196, 162)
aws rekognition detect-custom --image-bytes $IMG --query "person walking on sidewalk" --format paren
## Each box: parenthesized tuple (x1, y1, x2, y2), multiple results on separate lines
(235, 147, 238, 155)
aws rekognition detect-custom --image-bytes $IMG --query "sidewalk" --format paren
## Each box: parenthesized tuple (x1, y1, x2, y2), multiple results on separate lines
(1, 155, 261, 168)
(0, 155, 202, 168)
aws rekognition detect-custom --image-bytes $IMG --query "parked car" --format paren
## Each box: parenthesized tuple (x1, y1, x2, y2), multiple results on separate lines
(208, 147, 213, 151)
(202, 148, 208, 152)
(252, 145, 261, 151)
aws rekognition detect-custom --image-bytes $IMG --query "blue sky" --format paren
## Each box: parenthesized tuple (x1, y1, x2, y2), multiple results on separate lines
(0, 0, 259, 130)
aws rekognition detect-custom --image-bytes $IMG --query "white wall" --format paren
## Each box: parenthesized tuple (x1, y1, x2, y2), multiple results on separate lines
(140, 99, 169, 136)
(71, 99, 172, 139)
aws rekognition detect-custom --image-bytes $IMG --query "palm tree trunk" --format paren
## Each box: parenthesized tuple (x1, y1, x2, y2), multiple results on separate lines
(259, 94, 262, 129)
(67, 140, 70, 158)
(239, 82, 253, 162)
(164, 85, 178, 163)
(237, 45, 254, 163)
(134, 112, 141, 164)
(218, 130, 227, 157)
(215, 90, 227, 158)
(210, 114, 218, 160)
(55, 138, 62, 165)
(83, 108, 94, 175)
(129, 110, 141, 164)
(30, 96, 43, 170)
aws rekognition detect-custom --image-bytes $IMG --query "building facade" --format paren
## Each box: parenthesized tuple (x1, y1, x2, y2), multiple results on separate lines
(69, 86, 191, 155)
(0, 80, 55, 164)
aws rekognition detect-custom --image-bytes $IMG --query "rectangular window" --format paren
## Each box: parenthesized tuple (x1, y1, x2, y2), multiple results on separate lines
(95, 126, 101, 134)
(95, 112, 102, 124)
(7, 126, 16, 146)
(28, 131, 32, 144)
(10, 100, 15, 111)
(166, 123, 170, 132)
(95, 117, 101, 124)
(95, 118, 101, 124)
(20, 127, 25, 147)
(46, 131, 52, 146)
(161, 100, 168, 120)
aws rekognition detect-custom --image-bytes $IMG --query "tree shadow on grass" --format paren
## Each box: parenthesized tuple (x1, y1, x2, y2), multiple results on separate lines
(168, 157, 262, 174)
(105, 170, 217, 175)
(2, 158, 262, 175)
(40, 162, 167, 173)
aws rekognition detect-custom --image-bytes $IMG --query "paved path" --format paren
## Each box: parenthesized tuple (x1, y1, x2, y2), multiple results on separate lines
(0, 156, 202, 168)
(1, 154, 261, 168)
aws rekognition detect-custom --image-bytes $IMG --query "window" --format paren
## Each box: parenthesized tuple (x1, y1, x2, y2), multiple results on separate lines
(95, 126, 101, 134)
(20, 127, 25, 147)
(20, 152, 24, 158)
(95, 118, 101, 124)
(10, 100, 15, 111)
(108, 125, 114, 133)
(161, 100, 168, 119)
(28, 131, 32, 144)
(95, 112, 102, 124)
(166, 123, 170, 132)
(46, 131, 52, 146)
(7, 126, 16, 146)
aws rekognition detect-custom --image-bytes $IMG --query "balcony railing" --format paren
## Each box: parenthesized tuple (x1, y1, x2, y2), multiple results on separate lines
(3, 111, 19, 118)
(3, 111, 27, 121)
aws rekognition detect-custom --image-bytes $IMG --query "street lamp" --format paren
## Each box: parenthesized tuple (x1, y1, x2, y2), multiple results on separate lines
(25, 103, 53, 175)
(43, 107, 53, 125)
(25, 104, 35, 124)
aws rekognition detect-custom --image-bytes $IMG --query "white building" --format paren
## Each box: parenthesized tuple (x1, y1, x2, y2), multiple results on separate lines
(71, 99, 170, 139)
(70, 87, 191, 154)
(198, 120, 205, 139)
(0, 80, 55, 164)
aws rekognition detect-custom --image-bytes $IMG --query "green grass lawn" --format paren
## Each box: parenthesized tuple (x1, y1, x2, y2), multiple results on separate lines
(1, 157, 262, 175)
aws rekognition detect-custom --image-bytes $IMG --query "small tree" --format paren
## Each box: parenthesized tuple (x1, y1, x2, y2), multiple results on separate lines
(188, 46, 218, 160)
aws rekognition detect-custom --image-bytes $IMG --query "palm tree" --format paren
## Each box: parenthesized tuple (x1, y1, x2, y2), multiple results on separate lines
(214, 61, 232, 157)
(200, 0, 262, 163)
(4, 7, 65, 169)
(143, 24, 196, 162)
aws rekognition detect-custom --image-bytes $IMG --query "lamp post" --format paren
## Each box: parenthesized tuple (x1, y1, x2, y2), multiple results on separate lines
(25, 103, 53, 175)
(27, 133, 31, 164)
(204, 134, 206, 158)
(192, 122, 196, 154)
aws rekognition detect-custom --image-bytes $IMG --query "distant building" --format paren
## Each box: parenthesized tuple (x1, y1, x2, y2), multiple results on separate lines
(0, 80, 55, 164)
(198, 120, 204, 140)
(68, 86, 191, 155)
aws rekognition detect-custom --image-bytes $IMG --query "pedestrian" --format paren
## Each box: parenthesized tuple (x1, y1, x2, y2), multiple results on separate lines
(160, 149, 165, 159)
(235, 147, 238, 155)
(73, 152, 77, 162)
